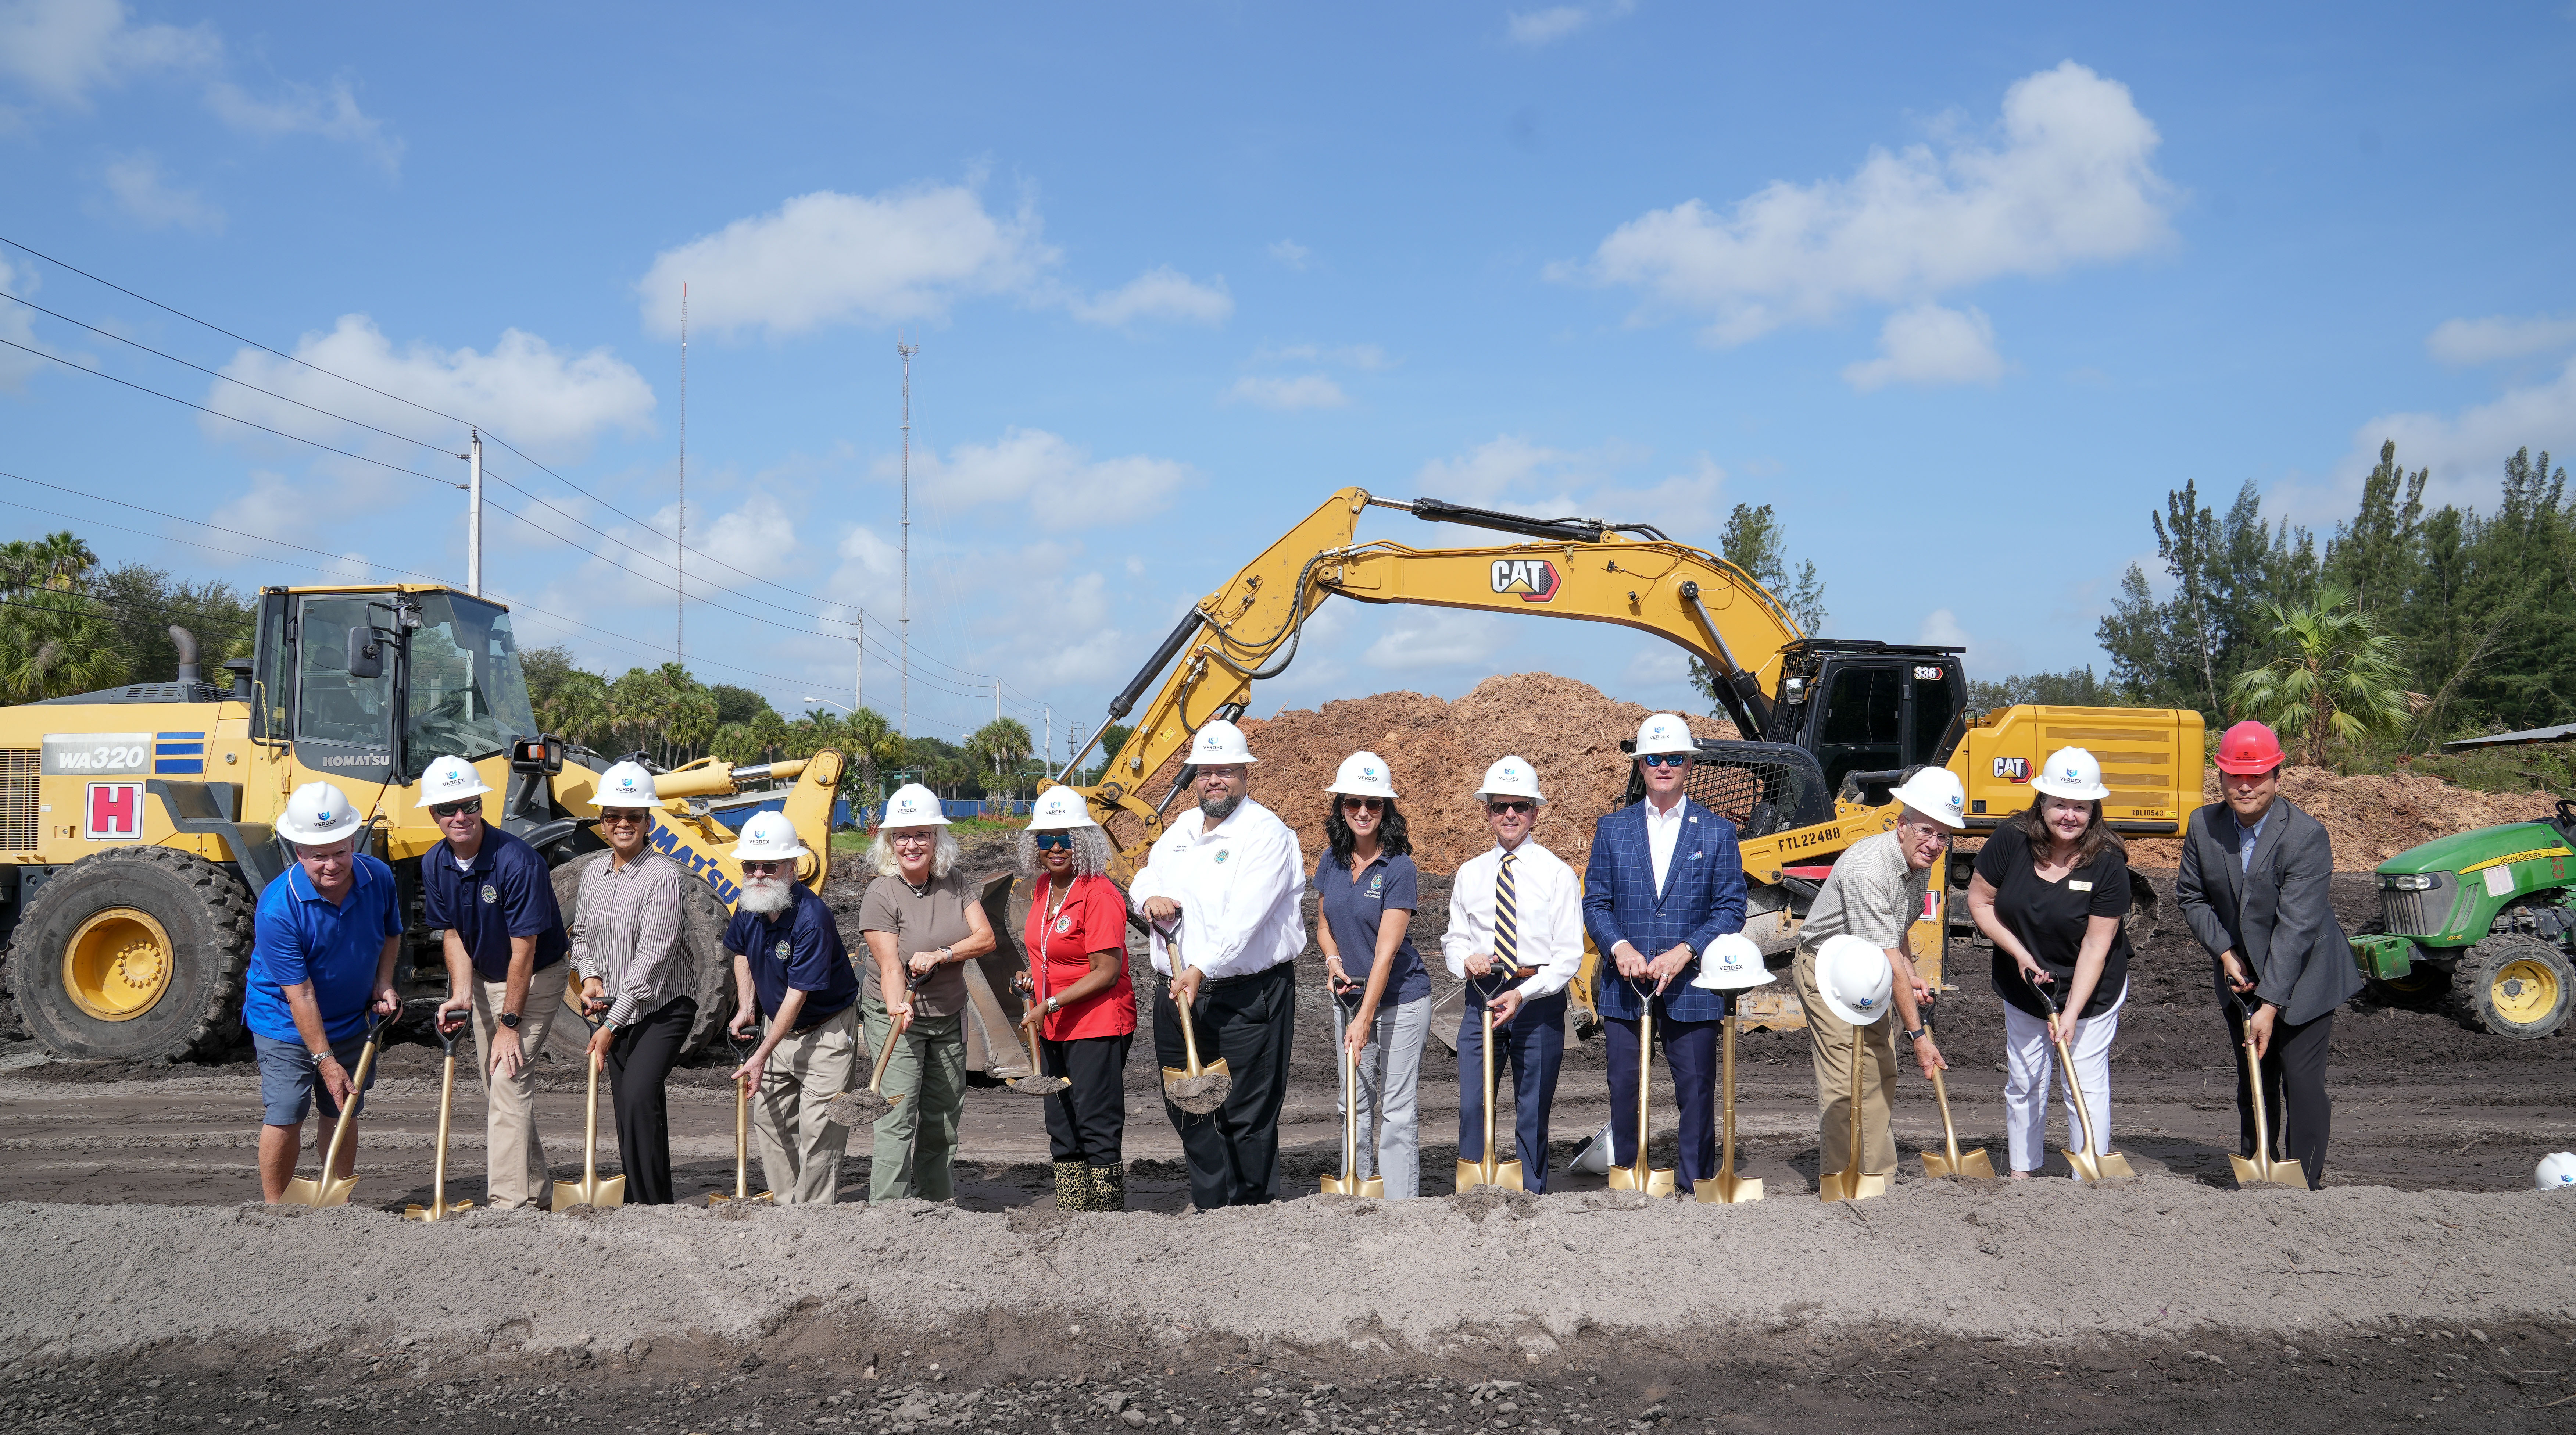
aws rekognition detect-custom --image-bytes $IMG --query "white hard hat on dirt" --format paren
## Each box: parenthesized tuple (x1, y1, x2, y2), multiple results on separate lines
(1693, 932, 1775, 990)
(1814, 933, 1894, 1026)
(1474, 756, 1546, 804)
(2540, 1151, 2576, 1191)
(1633, 713, 1697, 759)
(276, 781, 364, 846)
(1569, 1119, 1614, 1176)
(593, 761, 658, 811)
(880, 782, 951, 828)
(730, 810, 811, 862)
(414, 754, 494, 807)
(1026, 786, 1098, 832)
(1326, 750, 1398, 800)
(1888, 767, 1970, 830)
(1189, 719, 1258, 767)
(2031, 746, 2111, 802)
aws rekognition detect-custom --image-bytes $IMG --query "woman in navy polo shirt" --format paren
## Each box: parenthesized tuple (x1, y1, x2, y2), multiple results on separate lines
(1313, 750, 1430, 1198)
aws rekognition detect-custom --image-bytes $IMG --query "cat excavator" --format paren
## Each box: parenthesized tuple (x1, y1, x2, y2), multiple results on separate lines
(1055, 487, 2203, 1029)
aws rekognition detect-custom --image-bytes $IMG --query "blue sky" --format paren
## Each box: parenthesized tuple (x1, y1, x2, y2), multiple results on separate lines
(3, 1, 2573, 760)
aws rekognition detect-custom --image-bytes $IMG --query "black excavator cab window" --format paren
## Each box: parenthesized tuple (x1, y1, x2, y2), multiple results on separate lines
(1817, 664, 1903, 795)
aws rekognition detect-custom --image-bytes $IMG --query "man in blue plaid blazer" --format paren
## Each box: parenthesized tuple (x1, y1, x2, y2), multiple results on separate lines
(1581, 713, 1747, 1192)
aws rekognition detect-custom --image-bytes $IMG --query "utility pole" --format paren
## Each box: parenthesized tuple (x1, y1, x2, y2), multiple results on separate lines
(898, 338, 917, 741)
(994, 677, 1001, 724)
(854, 615, 864, 715)
(465, 429, 482, 596)
(677, 283, 688, 664)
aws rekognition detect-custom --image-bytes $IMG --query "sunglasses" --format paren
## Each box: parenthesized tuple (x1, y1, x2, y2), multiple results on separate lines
(1486, 800, 1535, 816)
(598, 810, 648, 825)
(1032, 832, 1074, 851)
(1640, 753, 1692, 768)
(430, 799, 480, 820)
(740, 860, 791, 875)
(1339, 797, 1385, 814)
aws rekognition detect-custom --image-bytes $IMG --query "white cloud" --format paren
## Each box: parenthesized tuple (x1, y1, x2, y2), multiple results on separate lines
(1253, 342, 1389, 370)
(1566, 61, 2173, 345)
(2331, 356, 2576, 513)
(701, 492, 797, 577)
(1918, 608, 1972, 648)
(205, 77, 401, 173)
(1066, 264, 1232, 327)
(0, 258, 42, 392)
(1842, 303, 2005, 391)
(2427, 312, 2576, 367)
(1364, 609, 1508, 669)
(1267, 239, 1311, 271)
(207, 467, 397, 560)
(1581, 453, 1730, 534)
(1412, 435, 1593, 509)
(1505, 1, 1630, 48)
(99, 151, 221, 233)
(897, 427, 1195, 525)
(0, 0, 217, 108)
(1224, 374, 1349, 411)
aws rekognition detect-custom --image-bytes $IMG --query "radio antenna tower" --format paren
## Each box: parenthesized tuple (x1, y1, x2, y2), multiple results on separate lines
(676, 283, 688, 664)
(898, 337, 917, 741)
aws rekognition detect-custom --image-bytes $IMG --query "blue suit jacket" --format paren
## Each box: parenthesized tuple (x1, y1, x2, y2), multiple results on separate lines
(1583, 798, 1747, 1022)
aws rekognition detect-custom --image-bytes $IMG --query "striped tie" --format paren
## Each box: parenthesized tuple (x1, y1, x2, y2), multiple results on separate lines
(1495, 852, 1520, 975)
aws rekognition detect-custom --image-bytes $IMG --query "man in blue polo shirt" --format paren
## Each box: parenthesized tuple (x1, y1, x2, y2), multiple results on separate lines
(421, 753, 571, 1209)
(724, 812, 860, 1204)
(245, 782, 404, 1203)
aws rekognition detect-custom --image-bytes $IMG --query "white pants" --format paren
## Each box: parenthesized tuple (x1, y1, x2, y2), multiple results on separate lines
(1338, 995, 1430, 1198)
(2002, 985, 2124, 1174)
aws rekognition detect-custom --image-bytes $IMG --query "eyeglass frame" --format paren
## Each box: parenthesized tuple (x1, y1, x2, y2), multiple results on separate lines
(1031, 832, 1075, 850)
(1338, 796, 1386, 813)
(429, 799, 481, 821)
(1485, 799, 1536, 815)
(1638, 752, 1693, 768)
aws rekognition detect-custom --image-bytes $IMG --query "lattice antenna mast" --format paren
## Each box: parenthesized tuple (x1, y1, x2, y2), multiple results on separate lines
(677, 282, 688, 663)
(898, 338, 918, 741)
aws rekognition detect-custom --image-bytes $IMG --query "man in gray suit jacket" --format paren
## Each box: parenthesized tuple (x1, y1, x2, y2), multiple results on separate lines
(2175, 720, 2364, 1190)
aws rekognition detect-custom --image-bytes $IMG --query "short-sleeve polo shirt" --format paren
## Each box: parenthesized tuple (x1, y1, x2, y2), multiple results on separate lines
(243, 854, 405, 1044)
(421, 821, 569, 982)
(724, 883, 858, 1029)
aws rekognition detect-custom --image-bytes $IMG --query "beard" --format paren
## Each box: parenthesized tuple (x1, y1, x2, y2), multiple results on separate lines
(1198, 792, 1244, 825)
(738, 873, 793, 915)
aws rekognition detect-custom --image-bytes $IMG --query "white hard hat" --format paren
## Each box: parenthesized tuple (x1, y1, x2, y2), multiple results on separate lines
(880, 782, 950, 828)
(1693, 932, 1775, 990)
(730, 810, 811, 862)
(1026, 786, 1098, 832)
(1888, 767, 1970, 830)
(2031, 746, 2110, 802)
(593, 761, 658, 811)
(1326, 750, 1398, 800)
(1474, 755, 1546, 804)
(1188, 719, 1257, 767)
(1633, 713, 1697, 759)
(1568, 1120, 1614, 1176)
(276, 781, 363, 846)
(2540, 1152, 2576, 1191)
(414, 754, 494, 808)
(1813, 933, 1894, 1026)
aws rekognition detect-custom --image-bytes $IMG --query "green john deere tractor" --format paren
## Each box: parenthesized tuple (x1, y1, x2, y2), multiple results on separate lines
(2350, 799, 2576, 1040)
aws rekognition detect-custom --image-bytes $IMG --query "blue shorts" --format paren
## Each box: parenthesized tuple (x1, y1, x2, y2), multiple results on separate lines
(253, 1032, 378, 1127)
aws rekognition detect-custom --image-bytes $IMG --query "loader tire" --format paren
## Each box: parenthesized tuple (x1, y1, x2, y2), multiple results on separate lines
(2448, 934, 2574, 1040)
(7, 847, 254, 1062)
(550, 854, 734, 1060)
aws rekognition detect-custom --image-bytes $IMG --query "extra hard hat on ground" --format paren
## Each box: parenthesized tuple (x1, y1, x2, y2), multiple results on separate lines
(1694, 932, 1775, 990)
(1814, 933, 1894, 1026)
(1888, 767, 1969, 830)
(1189, 719, 1257, 767)
(2216, 720, 2287, 775)
(881, 782, 949, 828)
(2540, 1152, 2576, 1191)
(730, 810, 811, 862)
(2032, 747, 2110, 802)
(1475, 756, 1545, 804)
(276, 781, 363, 846)
(1027, 786, 1098, 832)
(1633, 713, 1696, 758)
(1326, 750, 1398, 800)
(415, 754, 494, 807)
(593, 761, 657, 811)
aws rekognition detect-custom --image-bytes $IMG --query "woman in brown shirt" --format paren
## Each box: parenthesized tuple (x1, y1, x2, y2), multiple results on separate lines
(857, 783, 995, 1203)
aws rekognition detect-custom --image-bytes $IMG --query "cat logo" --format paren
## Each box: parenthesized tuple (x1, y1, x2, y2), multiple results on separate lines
(1489, 558, 1561, 604)
(1992, 757, 2031, 783)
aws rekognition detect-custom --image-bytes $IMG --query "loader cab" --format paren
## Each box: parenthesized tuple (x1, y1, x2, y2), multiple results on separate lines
(1763, 641, 1966, 798)
(257, 585, 541, 785)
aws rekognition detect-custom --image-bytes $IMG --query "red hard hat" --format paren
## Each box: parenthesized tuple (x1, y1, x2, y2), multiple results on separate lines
(2214, 720, 2285, 775)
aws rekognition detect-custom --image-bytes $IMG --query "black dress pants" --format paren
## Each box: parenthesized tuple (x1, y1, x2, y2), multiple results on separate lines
(2223, 1002, 2333, 1190)
(606, 997, 694, 1206)
(1040, 1031, 1133, 1169)
(1154, 961, 1295, 1209)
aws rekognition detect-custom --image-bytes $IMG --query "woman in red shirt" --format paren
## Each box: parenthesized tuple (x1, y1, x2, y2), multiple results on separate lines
(1016, 786, 1138, 1211)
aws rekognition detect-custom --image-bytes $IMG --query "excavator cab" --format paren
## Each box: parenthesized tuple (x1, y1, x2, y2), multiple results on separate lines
(1761, 641, 1967, 799)
(254, 587, 541, 787)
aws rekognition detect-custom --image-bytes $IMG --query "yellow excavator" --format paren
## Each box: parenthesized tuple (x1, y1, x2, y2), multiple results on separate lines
(0, 584, 844, 1063)
(1055, 488, 2203, 1029)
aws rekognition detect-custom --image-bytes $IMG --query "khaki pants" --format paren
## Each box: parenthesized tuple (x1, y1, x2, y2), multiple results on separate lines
(468, 975, 560, 1209)
(751, 1005, 858, 1205)
(1792, 945, 1899, 1178)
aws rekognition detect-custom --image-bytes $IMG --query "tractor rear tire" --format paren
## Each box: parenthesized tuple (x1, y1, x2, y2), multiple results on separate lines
(549, 855, 735, 1060)
(2448, 935, 2575, 1040)
(7, 847, 255, 1062)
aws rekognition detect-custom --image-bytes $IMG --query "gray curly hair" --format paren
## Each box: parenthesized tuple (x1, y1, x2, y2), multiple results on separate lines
(868, 825, 960, 879)
(1016, 825, 1112, 880)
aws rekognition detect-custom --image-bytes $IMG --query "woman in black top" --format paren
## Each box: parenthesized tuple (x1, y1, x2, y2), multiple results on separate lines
(1966, 746, 2133, 1179)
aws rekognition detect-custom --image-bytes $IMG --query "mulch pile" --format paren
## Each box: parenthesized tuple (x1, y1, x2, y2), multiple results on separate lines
(2126, 765, 2558, 870)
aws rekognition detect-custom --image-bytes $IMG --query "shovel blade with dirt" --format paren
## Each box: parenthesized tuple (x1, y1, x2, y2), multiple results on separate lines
(1158, 924, 1232, 1116)
(282, 1013, 393, 1209)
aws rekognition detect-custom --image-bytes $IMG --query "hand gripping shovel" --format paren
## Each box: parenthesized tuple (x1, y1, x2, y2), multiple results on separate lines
(707, 1030, 774, 1207)
(1607, 982, 1676, 1197)
(1917, 1007, 1994, 1181)
(824, 968, 925, 1129)
(2227, 995, 2305, 1189)
(1158, 922, 1232, 1117)
(2026, 970, 2133, 1183)
(404, 1014, 476, 1221)
(1694, 1010, 1763, 1203)
(1452, 975, 1523, 1192)
(550, 1003, 625, 1210)
(1815, 1022, 1890, 1203)
(1006, 951, 1071, 1098)
(1321, 990, 1384, 1197)
(282, 1010, 394, 1208)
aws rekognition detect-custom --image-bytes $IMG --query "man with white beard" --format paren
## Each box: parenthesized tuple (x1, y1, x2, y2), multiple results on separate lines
(723, 811, 860, 1204)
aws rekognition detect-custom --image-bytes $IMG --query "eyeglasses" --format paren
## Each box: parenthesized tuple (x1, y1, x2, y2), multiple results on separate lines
(430, 800, 480, 820)
(1639, 753, 1692, 768)
(889, 832, 935, 846)
(1486, 800, 1535, 816)
(740, 860, 790, 875)
(598, 810, 647, 826)
(1032, 832, 1074, 851)
(1339, 797, 1385, 814)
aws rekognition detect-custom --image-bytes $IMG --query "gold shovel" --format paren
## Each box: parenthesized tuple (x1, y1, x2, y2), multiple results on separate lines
(550, 1007, 625, 1210)
(1158, 924, 1231, 1117)
(1322, 992, 1384, 1197)
(2029, 972, 2133, 1182)
(2228, 996, 2305, 1189)
(1815, 1024, 1890, 1202)
(708, 1032, 773, 1207)
(404, 1015, 475, 1221)
(1452, 980, 1523, 1192)
(1694, 1011, 1763, 1203)
(1917, 1008, 1995, 1180)
(1607, 987, 1675, 1197)
(281, 1012, 392, 1208)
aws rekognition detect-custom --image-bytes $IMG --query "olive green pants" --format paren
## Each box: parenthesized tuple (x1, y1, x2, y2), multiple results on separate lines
(862, 997, 967, 1203)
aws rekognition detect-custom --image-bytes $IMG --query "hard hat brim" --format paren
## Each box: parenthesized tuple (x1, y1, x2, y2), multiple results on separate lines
(1693, 963, 1776, 990)
(1471, 790, 1547, 805)
(413, 776, 497, 806)
(730, 839, 813, 861)
(1816, 988, 1892, 1025)
(1025, 810, 1099, 832)
(276, 816, 364, 846)
(2029, 777, 2112, 802)
(1324, 781, 1398, 799)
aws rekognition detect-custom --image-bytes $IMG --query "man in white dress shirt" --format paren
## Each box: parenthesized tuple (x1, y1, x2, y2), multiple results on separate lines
(1130, 718, 1307, 1210)
(1444, 756, 1584, 1192)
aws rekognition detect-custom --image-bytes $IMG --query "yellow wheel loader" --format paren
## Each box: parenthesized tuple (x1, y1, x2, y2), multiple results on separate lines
(0, 584, 844, 1063)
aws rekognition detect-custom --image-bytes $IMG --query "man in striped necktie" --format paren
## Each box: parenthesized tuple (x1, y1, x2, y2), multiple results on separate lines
(1442, 757, 1585, 1191)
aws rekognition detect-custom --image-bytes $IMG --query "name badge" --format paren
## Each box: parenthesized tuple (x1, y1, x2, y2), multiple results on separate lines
(2068, 879, 2093, 892)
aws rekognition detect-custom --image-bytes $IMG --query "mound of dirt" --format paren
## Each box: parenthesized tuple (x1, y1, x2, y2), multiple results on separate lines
(2126, 766, 2558, 870)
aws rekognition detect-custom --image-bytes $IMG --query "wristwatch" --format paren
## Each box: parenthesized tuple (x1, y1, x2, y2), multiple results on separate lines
(1903, 1026, 1928, 1042)
(937, 946, 955, 964)
(499, 1011, 522, 1031)
(307, 1046, 335, 1062)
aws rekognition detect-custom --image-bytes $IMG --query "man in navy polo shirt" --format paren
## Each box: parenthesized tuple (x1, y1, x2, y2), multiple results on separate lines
(724, 812, 860, 1204)
(246, 782, 404, 1203)
(422, 753, 571, 1209)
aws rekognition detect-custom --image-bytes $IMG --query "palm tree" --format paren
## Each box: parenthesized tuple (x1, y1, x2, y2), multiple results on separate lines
(35, 531, 96, 589)
(968, 717, 1034, 799)
(709, 721, 760, 765)
(0, 588, 131, 699)
(667, 685, 720, 763)
(539, 670, 614, 749)
(749, 706, 790, 761)
(844, 706, 904, 794)
(2229, 583, 2412, 766)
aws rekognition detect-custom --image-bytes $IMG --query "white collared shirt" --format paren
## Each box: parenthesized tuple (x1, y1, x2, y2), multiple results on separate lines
(1643, 793, 1688, 891)
(1442, 837, 1583, 1000)
(1127, 798, 1306, 981)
